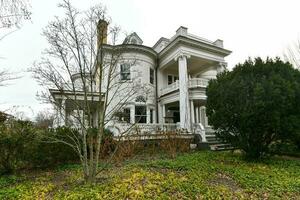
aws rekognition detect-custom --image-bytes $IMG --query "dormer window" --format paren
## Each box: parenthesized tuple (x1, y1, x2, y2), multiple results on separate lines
(122, 32, 143, 45)
(120, 64, 131, 80)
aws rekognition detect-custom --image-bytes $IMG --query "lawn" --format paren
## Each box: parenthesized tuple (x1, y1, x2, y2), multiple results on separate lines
(0, 151, 299, 199)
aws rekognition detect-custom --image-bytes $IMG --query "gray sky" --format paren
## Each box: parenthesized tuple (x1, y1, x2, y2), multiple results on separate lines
(0, 0, 300, 118)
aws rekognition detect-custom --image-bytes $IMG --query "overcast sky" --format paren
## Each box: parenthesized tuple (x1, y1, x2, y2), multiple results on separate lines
(0, 0, 299, 118)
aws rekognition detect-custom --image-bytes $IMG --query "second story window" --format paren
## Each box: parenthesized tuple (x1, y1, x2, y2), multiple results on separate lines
(168, 75, 173, 85)
(150, 68, 154, 84)
(120, 64, 131, 81)
(168, 75, 179, 85)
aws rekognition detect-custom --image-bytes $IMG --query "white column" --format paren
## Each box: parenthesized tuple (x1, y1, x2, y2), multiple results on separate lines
(62, 99, 68, 126)
(190, 100, 195, 124)
(130, 105, 135, 124)
(146, 107, 150, 124)
(195, 106, 199, 123)
(200, 106, 205, 126)
(162, 104, 166, 123)
(177, 54, 191, 131)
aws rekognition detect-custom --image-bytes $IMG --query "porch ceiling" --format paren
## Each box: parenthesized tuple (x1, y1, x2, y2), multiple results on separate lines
(162, 56, 217, 75)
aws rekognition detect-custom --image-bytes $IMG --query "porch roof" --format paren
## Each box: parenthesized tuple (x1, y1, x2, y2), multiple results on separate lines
(49, 89, 104, 102)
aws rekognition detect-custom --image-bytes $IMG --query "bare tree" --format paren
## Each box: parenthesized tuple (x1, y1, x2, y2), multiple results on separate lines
(31, 0, 148, 183)
(284, 40, 300, 69)
(0, 0, 31, 85)
(35, 109, 55, 129)
(0, 0, 31, 29)
(0, 69, 19, 86)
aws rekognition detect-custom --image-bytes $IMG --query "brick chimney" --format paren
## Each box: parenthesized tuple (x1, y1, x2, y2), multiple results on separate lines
(97, 20, 108, 47)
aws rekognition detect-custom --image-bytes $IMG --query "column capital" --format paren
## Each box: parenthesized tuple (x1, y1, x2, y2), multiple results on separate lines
(174, 50, 191, 62)
(219, 62, 227, 68)
(217, 62, 227, 73)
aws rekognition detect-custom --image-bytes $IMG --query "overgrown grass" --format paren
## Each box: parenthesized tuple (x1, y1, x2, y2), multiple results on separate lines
(0, 151, 299, 199)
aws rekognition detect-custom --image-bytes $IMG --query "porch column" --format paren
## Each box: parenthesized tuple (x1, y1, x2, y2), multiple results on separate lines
(146, 107, 150, 124)
(195, 106, 199, 123)
(54, 99, 66, 127)
(130, 105, 135, 124)
(200, 106, 206, 126)
(162, 104, 166, 123)
(62, 99, 68, 126)
(176, 53, 191, 131)
(190, 100, 195, 124)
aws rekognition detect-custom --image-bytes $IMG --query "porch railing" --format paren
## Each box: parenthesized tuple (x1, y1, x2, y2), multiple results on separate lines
(160, 80, 179, 96)
(160, 78, 209, 96)
(113, 122, 181, 135)
(188, 78, 209, 88)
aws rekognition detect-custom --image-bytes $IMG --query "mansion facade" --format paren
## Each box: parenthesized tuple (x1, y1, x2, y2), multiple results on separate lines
(51, 23, 231, 141)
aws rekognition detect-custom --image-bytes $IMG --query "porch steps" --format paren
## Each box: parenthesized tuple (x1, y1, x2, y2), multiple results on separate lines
(204, 131, 234, 151)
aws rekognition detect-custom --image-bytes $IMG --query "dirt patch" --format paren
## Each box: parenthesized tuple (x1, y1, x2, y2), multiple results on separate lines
(208, 173, 242, 192)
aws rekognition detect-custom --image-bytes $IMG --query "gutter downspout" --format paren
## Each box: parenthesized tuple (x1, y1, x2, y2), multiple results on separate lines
(155, 57, 159, 123)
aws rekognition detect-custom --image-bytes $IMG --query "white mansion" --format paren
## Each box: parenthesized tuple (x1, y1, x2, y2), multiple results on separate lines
(51, 23, 231, 142)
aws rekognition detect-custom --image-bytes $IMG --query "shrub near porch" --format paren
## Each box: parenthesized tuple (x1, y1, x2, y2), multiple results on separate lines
(1, 151, 299, 199)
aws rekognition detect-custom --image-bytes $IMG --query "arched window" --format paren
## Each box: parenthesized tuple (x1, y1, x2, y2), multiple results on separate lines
(135, 95, 146, 103)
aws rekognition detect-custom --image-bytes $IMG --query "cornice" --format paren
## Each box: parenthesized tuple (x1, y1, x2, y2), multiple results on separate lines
(159, 35, 232, 59)
(103, 44, 157, 59)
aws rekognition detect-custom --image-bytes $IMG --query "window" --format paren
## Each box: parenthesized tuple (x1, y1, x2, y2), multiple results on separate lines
(135, 106, 146, 123)
(123, 108, 131, 123)
(135, 95, 146, 103)
(150, 68, 154, 84)
(120, 64, 131, 80)
(168, 75, 173, 85)
(167, 75, 178, 85)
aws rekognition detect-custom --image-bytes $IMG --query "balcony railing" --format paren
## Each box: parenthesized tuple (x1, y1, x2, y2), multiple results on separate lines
(160, 78, 209, 96)
(160, 80, 179, 96)
(188, 78, 209, 89)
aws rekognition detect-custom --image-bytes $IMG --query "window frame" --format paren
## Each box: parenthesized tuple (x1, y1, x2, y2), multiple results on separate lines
(120, 63, 131, 81)
(135, 105, 147, 124)
(150, 68, 154, 84)
(167, 74, 178, 85)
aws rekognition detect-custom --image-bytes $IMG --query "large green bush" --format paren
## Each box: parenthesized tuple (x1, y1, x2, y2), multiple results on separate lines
(0, 120, 79, 174)
(206, 57, 300, 158)
(0, 119, 121, 174)
(29, 127, 79, 168)
(0, 120, 36, 174)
